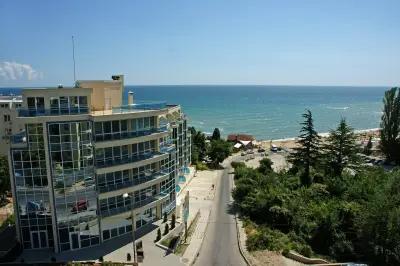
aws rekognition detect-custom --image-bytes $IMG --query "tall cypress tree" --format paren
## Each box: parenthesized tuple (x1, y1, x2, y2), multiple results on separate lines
(289, 110, 321, 186)
(323, 118, 360, 177)
(380, 87, 400, 164)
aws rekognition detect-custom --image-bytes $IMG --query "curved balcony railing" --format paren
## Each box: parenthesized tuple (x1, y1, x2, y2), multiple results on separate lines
(98, 169, 170, 194)
(100, 192, 169, 218)
(94, 126, 168, 142)
(18, 107, 89, 117)
(96, 151, 166, 169)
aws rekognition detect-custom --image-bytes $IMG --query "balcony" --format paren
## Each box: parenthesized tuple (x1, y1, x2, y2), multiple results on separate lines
(96, 151, 167, 169)
(98, 169, 170, 194)
(94, 126, 168, 142)
(100, 192, 169, 218)
(18, 107, 89, 117)
(11, 131, 27, 144)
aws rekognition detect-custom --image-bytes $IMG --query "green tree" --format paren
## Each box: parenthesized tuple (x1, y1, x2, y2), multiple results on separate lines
(357, 171, 400, 265)
(155, 228, 162, 242)
(163, 223, 169, 235)
(208, 140, 231, 166)
(380, 87, 400, 164)
(363, 136, 373, 156)
(211, 128, 221, 141)
(323, 118, 360, 177)
(170, 213, 176, 229)
(258, 157, 273, 175)
(0, 156, 10, 197)
(189, 127, 208, 163)
(289, 110, 321, 186)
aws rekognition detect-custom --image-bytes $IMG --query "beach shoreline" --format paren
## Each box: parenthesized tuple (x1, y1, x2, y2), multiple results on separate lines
(258, 127, 380, 150)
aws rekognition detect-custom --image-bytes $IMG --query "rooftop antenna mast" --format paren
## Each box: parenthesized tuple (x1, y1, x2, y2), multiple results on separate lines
(72, 35, 76, 84)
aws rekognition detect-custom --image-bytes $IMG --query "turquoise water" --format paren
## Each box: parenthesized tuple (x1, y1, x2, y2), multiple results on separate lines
(1, 85, 388, 140)
(124, 85, 387, 140)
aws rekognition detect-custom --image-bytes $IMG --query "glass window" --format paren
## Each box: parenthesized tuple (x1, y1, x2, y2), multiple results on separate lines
(60, 97, 69, 112)
(36, 97, 44, 110)
(49, 124, 60, 135)
(144, 117, 150, 128)
(94, 123, 102, 135)
(131, 119, 137, 131)
(103, 122, 111, 134)
(112, 121, 120, 133)
(27, 97, 36, 109)
(121, 120, 127, 132)
(70, 96, 79, 108)
(50, 97, 59, 110)
(79, 96, 87, 106)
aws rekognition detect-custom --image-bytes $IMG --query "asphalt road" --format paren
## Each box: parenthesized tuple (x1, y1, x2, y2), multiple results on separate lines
(194, 158, 247, 266)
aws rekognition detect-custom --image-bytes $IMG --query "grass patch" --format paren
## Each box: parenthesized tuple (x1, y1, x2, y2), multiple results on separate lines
(161, 235, 180, 250)
(175, 211, 201, 256)
(195, 162, 209, 171)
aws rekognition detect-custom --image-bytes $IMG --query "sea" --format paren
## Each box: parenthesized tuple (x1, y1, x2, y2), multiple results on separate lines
(0, 85, 388, 140)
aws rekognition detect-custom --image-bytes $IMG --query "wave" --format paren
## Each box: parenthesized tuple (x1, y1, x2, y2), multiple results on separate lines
(326, 106, 350, 110)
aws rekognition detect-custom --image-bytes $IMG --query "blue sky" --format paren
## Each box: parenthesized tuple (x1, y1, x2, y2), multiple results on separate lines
(1, 0, 399, 87)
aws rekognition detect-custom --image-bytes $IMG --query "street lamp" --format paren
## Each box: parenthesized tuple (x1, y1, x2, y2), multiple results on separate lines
(123, 192, 137, 263)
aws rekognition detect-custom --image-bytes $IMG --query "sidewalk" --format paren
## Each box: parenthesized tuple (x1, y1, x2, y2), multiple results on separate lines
(176, 168, 222, 265)
(104, 219, 184, 266)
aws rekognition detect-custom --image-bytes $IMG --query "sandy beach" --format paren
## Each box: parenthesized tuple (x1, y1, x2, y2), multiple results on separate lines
(258, 128, 381, 151)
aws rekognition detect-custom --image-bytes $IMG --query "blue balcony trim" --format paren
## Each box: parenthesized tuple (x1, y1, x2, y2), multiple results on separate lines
(98, 170, 170, 194)
(18, 107, 89, 117)
(96, 152, 166, 169)
(100, 192, 168, 218)
(94, 126, 168, 142)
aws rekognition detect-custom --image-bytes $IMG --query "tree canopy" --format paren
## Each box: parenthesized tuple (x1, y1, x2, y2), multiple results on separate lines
(211, 128, 221, 141)
(380, 87, 400, 163)
(323, 118, 360, 177)
(289, 110, 321, 186)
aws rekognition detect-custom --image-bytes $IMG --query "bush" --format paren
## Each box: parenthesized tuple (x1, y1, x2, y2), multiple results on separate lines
(164, 223, 169, 235)
(168, 236, 180, 249)
(231, 161, 246, 169)
(155, 228, 162, 242)
(171, 213, 176, 229)
(195, 162, 208, 171)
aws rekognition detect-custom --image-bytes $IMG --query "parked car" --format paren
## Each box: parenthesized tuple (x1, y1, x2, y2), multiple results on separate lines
(271, 144, 278, 152)
(257, 148, 265, 153)
(71, 200, 88, 213)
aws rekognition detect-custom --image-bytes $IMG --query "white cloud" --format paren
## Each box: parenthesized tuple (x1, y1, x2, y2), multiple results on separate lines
(0, 61, 43, 81)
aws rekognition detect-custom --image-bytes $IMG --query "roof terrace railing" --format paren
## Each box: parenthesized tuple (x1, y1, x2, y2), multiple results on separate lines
(112, 101, 167, 113)
(18, 107, 89, 117)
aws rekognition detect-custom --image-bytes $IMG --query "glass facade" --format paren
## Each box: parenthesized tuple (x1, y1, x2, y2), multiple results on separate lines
(10, 92, 190, 253)
(12, 123, 53, 249)
(47, 121, 100, 251)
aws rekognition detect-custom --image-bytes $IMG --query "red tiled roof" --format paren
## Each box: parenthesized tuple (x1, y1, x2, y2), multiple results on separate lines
(227, 134, 255, 142)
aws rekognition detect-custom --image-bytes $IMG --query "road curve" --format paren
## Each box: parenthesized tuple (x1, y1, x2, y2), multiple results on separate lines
(194, 158, 247, 266)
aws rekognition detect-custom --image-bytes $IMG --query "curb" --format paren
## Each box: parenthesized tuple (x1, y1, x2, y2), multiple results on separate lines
(189, 209, 211, 266)
(231, 169, 252, 266)
(234, 212, 252, 266)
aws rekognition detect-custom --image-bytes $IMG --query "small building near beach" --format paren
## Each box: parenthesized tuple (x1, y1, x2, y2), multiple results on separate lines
(228, 134, 255, 150)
